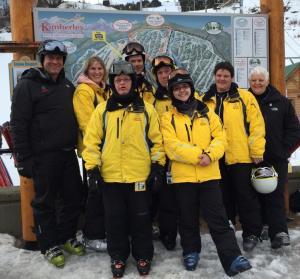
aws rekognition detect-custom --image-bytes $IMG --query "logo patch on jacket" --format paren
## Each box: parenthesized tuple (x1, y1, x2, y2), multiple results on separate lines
(269, 103, 278, 111)
(134, 116, 142, 121)
(41, 86, 49, 94)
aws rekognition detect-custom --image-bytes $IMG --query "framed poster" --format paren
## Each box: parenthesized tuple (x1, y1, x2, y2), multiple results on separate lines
(33, 8, 268, 91)
(8, 60, 41, 98)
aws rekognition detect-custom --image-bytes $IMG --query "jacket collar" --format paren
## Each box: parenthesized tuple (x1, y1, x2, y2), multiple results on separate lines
(106, 93, 145, 112)
(203, 82, 239, 102)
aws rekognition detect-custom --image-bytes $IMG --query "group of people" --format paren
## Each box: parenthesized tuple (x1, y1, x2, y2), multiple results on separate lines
(10, 39, 300, 278)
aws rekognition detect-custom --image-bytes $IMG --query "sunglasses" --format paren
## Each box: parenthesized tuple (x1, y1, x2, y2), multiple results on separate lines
(111, 62, 134, 75)
(152, 56, 174, 67)
(169, 68, 189, 79)
(123, 42, 145, 55)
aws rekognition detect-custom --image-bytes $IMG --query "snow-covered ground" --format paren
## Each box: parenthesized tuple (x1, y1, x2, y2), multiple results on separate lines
(1, 229, 300, 279)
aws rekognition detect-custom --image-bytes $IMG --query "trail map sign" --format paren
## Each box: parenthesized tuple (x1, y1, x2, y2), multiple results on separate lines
(33, 8, 268, 90)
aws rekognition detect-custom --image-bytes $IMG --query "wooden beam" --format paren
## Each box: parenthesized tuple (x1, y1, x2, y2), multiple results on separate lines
(0, 41, 39, 53)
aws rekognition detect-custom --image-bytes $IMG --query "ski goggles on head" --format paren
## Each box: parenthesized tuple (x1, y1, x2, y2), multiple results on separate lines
(110, 62, 135, 75)
(44, 40, 67, 53)
(152, 55, 174, 68)
(169, 68, 189, 79)
(123, 42, 145, 55)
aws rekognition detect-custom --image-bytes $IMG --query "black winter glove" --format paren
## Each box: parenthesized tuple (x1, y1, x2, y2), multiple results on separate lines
(17, 158, 33, 178)
(146, 163, 164, 193)
(87, 167, 104, 190)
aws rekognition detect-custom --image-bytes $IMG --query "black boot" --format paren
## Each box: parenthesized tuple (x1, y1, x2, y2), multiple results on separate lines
(243, 235, 259, 252)
(137, 259, 151, 276)
(111, 259, 126, 278)
(271, 232, 290, 249)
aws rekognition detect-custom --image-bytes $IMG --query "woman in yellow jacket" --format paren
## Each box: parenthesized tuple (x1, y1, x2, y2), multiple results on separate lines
(161, 70, 251, 276)
(201, 61, 265, 252)
(73, 56, 110, 252)
(82, 61, 165, 278)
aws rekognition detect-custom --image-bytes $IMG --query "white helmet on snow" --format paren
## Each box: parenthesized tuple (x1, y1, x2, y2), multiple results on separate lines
(251, 166, 278, 194)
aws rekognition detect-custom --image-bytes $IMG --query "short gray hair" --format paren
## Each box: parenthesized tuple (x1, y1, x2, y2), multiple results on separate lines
(249, 66, 269, 81)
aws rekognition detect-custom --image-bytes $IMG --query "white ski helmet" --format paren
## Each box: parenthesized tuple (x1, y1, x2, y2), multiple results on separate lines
(251, 166, 278, 194)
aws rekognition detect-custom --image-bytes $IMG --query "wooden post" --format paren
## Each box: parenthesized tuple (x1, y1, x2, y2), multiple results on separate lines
(260, 0, 290, 215)
(9, 0, 37, 244)
(260, 0, 285, 92)
(9, 0, 36, 60)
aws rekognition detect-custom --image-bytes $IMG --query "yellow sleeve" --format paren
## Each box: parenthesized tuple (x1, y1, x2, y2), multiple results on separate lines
(82, 105, 105, 170)
(73, 85, 96, 135)
(203, 111, 227, 162)
(146, 105, 166, 166)
(244, 91, 266, 158)
(161, 112, 202, 165)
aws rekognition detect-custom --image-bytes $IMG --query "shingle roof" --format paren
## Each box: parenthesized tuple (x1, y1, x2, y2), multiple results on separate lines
(285, 62, 300, 80)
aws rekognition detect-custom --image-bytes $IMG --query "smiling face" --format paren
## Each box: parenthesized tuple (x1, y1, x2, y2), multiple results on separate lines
(127, 55, 144, 75)
(172, 83, 191, 102)
(114, 74, 132, 95)
(249, 73, 269, 95)
(43, 54, 64, 80)
(214, 69, 233, 93)
(87, 61, 105, 85)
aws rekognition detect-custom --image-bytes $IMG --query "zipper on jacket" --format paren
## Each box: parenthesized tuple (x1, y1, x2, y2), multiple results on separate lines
(185, 124, 191, 142)
(117, 117, 119, 139)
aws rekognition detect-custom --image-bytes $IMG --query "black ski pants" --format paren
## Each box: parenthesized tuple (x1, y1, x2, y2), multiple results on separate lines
(259, 161, 288, 239)
(158, 183, 178, 242)
(175, 180, 242, 274)
(32, 150, 85, 254)
(82, 160, 106, 240)
(219, 161, 262, 238)
(83, 187, 106, 239)
(102, 183, 153, 262)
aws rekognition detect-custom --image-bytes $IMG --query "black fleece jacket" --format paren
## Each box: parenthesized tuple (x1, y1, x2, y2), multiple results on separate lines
(10, 67, 78, 162)
(250, 85, 300, 162)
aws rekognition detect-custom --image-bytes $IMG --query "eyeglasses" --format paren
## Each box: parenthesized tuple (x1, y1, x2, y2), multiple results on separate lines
(110, 62, 135, 75)
(152, 55, 174, 67)
(123, 42, 145, 55)
(173, 83, 190, 92)
(114, 77, 132, 84)
(44, 40, 67, 53)
(169, 68, 189, 79)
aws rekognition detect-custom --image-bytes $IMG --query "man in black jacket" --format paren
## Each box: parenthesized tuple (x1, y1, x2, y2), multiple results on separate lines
(11, 40, 85, 267)
(249, 66, 300, 249)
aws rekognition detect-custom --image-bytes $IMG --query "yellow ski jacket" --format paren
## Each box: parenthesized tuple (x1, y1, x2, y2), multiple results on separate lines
(82, 98, 165, 183)
(202, 86, 265, 165)
(161, 102, 226, 183)
(73, 75, 110, 156)
(138, 81, 156, 105)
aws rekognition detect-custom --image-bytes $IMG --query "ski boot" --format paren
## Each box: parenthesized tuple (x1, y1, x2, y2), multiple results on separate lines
(227, 255, 252, 276)
(111, 259, 126, 278)
(44, 246, 65, 268)
(243, 235, 259, 252)
(137, 259, 151, 276)
(83, 236, 107, 252)
(271, 232, 290, 249)
(62, 238, 85, 256)
(183, 252, 199, 271)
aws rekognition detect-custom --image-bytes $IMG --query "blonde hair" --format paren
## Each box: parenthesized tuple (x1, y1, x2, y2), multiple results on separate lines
(83, 56, 107, 82)
(249, 66, 269, 81)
